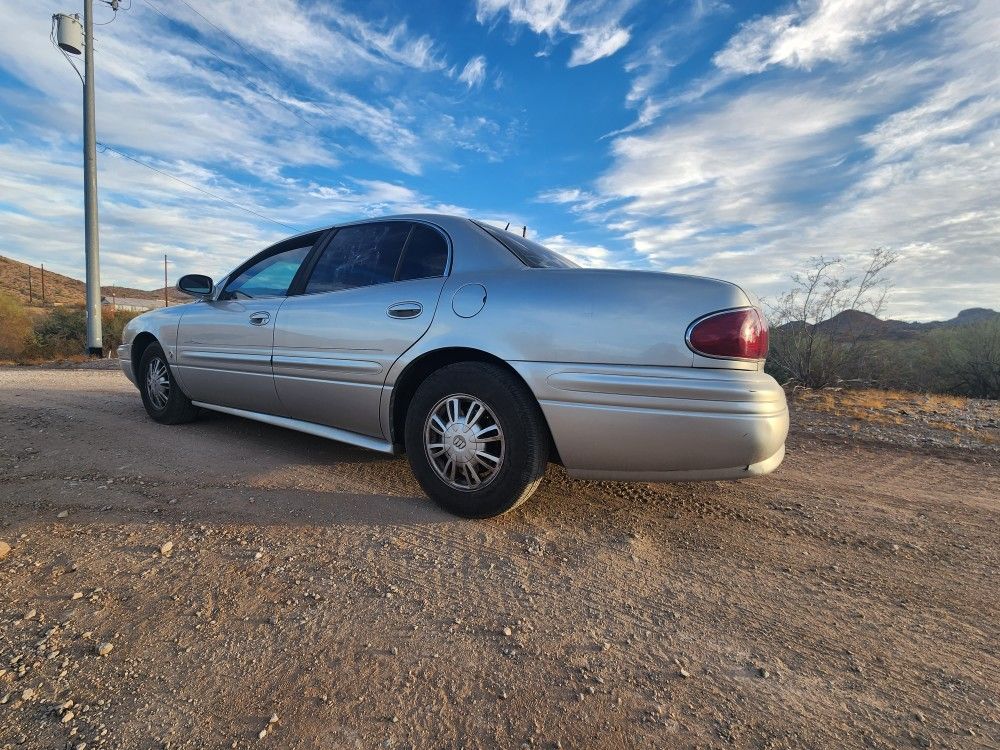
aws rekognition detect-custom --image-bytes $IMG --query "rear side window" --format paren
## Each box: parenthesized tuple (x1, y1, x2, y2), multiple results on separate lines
(475, 222, 578, 269)
(305, 222, 411, 294)
(396, 223, 448, 281)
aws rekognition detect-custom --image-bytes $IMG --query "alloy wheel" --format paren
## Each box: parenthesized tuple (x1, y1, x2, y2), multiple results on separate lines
(145, 357, 170, 410)
(423, 393, 505, 491)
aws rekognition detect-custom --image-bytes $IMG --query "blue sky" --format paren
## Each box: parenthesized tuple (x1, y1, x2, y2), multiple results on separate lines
(0, 0, 997, 320)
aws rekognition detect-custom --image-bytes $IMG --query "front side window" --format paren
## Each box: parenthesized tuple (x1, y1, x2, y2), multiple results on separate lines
(223, 243, 312, 300)
(304, 222, 412, 294)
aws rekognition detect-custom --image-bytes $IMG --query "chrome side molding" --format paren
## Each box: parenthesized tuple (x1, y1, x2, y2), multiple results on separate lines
(191, 402, 396, 454)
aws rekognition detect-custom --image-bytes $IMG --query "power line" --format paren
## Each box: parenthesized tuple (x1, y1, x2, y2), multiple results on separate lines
(174, 0, 284, 80)
(97, 141, 298, 231)
(142, 0, 313, 127)
(93, 9, 117, 25)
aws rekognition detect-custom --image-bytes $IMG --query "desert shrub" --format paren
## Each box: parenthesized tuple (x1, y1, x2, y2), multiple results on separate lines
(29, 305, 142, 359)
(924, 320, 1000, 399)
(766, 249, 898, 388)
(33, 306, 87, 358)
(0, 292, 33, 358)
(102, 308, 142, 353)
(844, 337, 920, 392)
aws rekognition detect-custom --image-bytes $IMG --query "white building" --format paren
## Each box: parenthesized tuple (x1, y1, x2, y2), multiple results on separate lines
(101, 296, 166, 313)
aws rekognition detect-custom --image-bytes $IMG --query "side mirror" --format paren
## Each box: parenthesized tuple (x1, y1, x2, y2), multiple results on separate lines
(177, 274, 214, 299)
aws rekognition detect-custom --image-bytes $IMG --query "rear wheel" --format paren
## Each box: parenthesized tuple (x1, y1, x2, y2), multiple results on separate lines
(404, 362, 548, 518)
(138, 343, 199, 424)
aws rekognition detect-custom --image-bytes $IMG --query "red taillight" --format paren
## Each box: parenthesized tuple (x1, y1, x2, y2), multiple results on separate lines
(687, 308, 769, 360)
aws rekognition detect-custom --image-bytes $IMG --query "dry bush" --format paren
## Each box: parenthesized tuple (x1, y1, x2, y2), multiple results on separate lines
(766, 249, 898, 388)
(102, 307, 142, 353)
(31, 306, 87, 358)
(925, 320, 1000, 399)
(793, 388, 972, 428)
(0, 292, 33, 359)
(25, 305, 142, 360)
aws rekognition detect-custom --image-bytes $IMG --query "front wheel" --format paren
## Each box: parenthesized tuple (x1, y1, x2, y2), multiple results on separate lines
(404, 362, 549, 518)
(138, 343, 199, 424)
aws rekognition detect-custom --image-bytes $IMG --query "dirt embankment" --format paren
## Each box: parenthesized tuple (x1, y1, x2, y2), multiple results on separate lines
(1, 369, 998, 749)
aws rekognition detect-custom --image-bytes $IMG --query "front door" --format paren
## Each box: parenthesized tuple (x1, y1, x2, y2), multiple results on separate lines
(273, 221, 450, 437)
(175, 236, 317, 414)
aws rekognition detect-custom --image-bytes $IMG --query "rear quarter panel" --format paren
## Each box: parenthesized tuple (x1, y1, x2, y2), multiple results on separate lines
(390, 268, 755, 374)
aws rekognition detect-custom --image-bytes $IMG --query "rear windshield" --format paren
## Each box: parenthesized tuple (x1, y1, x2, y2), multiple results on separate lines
(475, 221, 579, 269)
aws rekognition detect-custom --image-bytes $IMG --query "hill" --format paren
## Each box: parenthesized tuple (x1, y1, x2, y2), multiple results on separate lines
(781, 307, 1000, 342)
(0, 254, 188, 306)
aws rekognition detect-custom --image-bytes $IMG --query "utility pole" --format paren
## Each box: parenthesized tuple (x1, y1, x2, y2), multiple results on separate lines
(54, 2, 112, 356)
(41, 264, 46, 304)
(164, 254, 169, 308)
(28, 266, 33, 304)
(82, 0, 102, 355)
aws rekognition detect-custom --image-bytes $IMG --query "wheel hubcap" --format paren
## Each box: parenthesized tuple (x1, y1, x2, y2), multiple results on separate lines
(146, 358, 170, 410)
(424, 394, 505, 491)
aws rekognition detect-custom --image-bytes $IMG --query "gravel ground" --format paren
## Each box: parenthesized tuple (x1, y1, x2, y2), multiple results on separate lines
(1, 368, 998, 750)
(790, 388, 1000, 454)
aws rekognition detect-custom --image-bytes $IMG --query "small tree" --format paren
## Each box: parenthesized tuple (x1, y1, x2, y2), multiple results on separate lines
(766, 248, 898, 388)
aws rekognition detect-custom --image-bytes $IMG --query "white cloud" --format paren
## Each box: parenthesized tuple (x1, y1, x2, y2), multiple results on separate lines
(536, 187, 608, 214)
(476, 0, 634, 66)
(0, 138, 480, 287)
(568, 26, 631, 67)
(0, 1, 472, 176)
(601, 90, 866, 223)
(458, 55, 488, 88)
(475, 0, 568, 34)
(713, 0, 956, 74)
(332, 12, 447, 71)
(537, 234, 614, 267)
(174, 0, 448, 74)
(556, 1, 1000, 319)
(0, 0, 517, 289)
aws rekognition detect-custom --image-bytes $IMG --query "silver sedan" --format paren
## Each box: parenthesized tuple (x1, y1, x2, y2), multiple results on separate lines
(120, 214, 788, 517)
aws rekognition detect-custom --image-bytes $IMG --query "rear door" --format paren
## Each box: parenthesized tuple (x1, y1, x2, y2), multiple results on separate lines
(175, 233, 321, 414)
(273, 221, 450, 437)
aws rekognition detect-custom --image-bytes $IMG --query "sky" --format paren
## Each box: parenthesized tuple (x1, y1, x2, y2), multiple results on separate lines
(0, 0, 997, 321)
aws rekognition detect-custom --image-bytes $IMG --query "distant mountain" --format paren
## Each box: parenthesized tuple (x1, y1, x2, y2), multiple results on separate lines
(0, 255, 189, 307)
(778, 307, 1000, 342)
(948, 307, 1000, 325)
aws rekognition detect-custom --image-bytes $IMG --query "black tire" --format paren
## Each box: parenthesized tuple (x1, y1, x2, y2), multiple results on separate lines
(404, 362, 548, 518)
(137, 343, 199, 425)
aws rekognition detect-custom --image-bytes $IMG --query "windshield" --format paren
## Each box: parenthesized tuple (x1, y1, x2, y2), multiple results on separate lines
(475, 221, 579, 269)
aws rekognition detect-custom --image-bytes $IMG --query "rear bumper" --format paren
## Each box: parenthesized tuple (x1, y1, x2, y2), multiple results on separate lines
(510, 362, 788, 482)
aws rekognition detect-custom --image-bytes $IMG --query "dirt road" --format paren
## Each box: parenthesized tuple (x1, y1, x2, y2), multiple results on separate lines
(1, 368, 998, 749)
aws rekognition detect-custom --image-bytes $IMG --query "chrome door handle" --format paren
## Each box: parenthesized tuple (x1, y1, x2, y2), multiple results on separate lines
(249, 311, 270, 326)
(387, 302, 423, 319)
